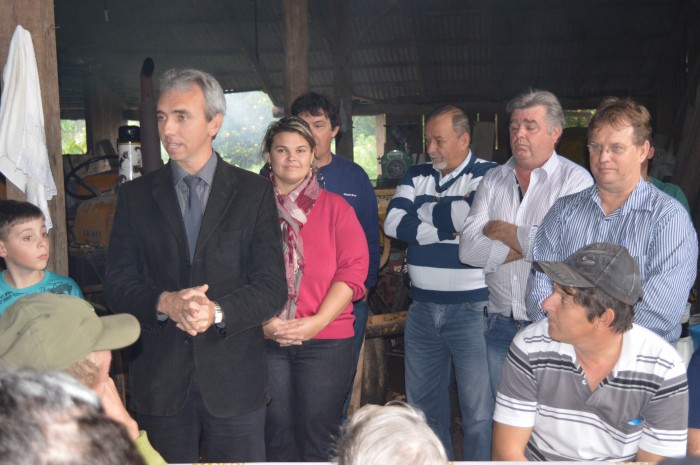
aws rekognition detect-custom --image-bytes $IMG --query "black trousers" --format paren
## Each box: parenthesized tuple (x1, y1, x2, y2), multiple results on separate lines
(137, 372, 266, 463)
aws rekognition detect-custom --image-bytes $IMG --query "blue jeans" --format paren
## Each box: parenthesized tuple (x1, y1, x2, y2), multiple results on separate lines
(265, 338, 354, 462)
(484, 313, 530, 398)
(404, 299, 493, 461)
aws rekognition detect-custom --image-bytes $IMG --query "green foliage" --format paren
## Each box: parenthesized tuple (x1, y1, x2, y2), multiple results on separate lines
(213, 91, 277, 171)
(212, 92, 380, 180)
(60, 119, 87, 154)
(564, 109, 595, 128)
(59, 91, 380, 179)
(352, 116, 378, 181)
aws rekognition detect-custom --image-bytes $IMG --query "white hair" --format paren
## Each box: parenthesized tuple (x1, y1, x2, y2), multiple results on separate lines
(335, 402, 448, 465)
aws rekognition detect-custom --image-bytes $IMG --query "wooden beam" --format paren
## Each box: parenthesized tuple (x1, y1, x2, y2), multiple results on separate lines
(331, 0, 354, 159)
(282, 0, 309, 114)
(0, 0, 67, 275)
(365, 311, 407, 339)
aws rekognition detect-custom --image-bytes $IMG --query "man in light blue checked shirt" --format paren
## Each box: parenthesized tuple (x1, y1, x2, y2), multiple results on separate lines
(526, 97, 698, 345)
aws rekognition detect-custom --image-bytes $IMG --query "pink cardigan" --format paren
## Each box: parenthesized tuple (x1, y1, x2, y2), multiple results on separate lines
(294, 190, 369, 339)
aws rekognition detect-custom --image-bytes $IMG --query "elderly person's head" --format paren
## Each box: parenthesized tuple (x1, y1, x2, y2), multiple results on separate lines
(262, 116, 317, 194)
(0, 293, 140, 387)
(507, 89, 564, 170)
(0, 369, 145, 465)
(425, 105, 471, 176)
(335, 402, 448, 465)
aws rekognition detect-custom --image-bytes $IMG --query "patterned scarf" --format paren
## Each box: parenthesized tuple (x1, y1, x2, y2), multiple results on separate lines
(270, 170, 320, 320)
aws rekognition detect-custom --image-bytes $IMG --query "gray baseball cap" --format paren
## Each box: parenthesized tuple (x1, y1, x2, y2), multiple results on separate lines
(0, 293, 140, 370)
(533, 242, 643, 305)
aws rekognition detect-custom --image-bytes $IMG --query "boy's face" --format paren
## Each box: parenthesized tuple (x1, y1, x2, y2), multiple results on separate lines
(0, 218, 49, 273)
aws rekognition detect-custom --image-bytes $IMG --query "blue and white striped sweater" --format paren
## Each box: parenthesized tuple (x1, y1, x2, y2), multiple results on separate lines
(384, 154, 498, 304)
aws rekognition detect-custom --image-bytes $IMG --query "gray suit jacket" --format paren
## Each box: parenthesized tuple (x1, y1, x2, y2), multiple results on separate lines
(104, 154, 287, 417)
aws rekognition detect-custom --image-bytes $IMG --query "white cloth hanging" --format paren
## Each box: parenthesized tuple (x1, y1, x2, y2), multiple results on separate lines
(0, 25, 56, 229)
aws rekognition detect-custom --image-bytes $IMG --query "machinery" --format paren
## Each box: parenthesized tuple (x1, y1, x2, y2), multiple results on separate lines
(67, 59, 161, 288)
(64, 155, 119, 287)
(378, 123, 418, 185)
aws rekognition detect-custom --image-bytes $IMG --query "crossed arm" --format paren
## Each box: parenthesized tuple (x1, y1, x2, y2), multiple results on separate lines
(459, 176, 526, 269)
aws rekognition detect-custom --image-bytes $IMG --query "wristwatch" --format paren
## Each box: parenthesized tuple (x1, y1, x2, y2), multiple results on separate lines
(213, 302, 223, 324)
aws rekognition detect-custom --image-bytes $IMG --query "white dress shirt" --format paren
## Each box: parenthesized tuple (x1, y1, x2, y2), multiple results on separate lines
(459, 153, 593, 320)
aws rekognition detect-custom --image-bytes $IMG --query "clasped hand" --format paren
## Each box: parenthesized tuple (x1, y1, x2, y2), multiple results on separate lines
(159, 285, 214, 336)
(263, 315, 326, 347)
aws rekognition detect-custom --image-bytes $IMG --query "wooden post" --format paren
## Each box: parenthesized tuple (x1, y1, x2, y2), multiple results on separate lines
(282, 0, 309, 115)
(331, 0, 354, 160)
(84, 70, 126, 156)
(0, 0, 67, 275)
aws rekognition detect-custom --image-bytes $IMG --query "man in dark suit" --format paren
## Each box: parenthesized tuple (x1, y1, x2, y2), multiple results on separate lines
(104, 68, 287, 463)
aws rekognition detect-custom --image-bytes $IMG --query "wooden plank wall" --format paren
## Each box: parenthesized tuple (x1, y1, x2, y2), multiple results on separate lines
(0, 0, 67, 275)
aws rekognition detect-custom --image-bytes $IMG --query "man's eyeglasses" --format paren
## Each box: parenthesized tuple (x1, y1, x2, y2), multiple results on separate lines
(587, 143, 634, 155)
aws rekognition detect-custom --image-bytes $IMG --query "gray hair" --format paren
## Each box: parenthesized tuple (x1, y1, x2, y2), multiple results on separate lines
(160, 68, 226, 121)
(507, 89, 564, 134)
(0, 369, 144, 465)
(335, 401, 448, 465)
(428, 105, 471, 137)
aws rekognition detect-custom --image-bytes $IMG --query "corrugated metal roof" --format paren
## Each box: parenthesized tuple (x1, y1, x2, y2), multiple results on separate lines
(54, 0, 692, 118)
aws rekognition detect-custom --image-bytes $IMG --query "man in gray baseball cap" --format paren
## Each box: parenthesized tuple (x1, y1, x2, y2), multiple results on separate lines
(0, 293, 165, 465)
(492, 243, 688, 462)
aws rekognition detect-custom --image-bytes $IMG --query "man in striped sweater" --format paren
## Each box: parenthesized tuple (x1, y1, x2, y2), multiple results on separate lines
(493, 242, 688, 461)
(384, 106, 497, 460)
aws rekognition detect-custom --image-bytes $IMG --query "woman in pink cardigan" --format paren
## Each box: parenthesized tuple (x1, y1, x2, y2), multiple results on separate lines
(261, 116, 369, 462)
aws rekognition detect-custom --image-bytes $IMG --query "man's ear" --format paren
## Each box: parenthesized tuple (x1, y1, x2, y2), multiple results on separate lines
(460, 132, 471, 152)
(638, 140, 651, 164)
(331, 125, 340, 139)
(551, 125, 563, 144)
(596, 308, 616, 329)
(0, 240, 8, 258)
(208, 113, 224, 138)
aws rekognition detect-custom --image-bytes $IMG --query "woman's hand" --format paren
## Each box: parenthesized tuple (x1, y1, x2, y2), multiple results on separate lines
(272, 315, 329, 345)
(263, 315, 330, 346)
(263, 317, 303, 346)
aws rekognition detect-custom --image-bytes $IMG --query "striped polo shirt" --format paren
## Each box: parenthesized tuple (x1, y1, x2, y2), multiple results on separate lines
(495, 320, 688, 460)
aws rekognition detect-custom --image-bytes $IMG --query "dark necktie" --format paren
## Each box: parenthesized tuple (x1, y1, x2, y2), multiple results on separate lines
(183, 175, 203, 260)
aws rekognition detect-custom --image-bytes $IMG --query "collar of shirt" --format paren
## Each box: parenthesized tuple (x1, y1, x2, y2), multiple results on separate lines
(506, 150, 560, 181)
(171, 150, 218, 186)
(590, 177, 653, 215)
(435, 150, 473, 186)
(171, 151, 218, 214)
